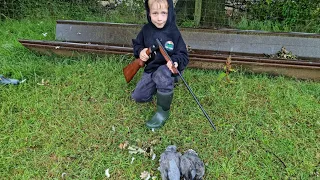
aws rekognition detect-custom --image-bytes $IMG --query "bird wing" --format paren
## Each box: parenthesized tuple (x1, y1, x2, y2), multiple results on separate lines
(180, 155, 193, 179)
(168, 159, 180, 180)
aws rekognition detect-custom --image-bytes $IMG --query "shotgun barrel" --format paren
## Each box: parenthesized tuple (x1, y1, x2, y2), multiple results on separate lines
(156, 38, 216, 131)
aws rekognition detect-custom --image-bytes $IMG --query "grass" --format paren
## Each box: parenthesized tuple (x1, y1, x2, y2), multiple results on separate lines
(1, 18, 320, 179)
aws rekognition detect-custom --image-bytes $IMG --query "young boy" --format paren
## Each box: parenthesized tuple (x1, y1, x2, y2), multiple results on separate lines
(131, 0, 189, 129)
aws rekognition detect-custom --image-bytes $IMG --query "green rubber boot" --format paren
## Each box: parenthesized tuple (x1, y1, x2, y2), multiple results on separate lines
(146, 90, 173, 129)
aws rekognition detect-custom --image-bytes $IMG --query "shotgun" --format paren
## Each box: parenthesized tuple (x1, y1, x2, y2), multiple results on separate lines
(156, 38, 216, 131)
(123, 45, 157, 83)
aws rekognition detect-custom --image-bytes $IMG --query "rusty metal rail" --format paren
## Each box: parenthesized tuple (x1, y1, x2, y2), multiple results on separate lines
(19, 39, 320, 81)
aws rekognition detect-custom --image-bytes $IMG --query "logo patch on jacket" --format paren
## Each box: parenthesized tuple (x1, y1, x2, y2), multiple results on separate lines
(165, 41, 174, 51)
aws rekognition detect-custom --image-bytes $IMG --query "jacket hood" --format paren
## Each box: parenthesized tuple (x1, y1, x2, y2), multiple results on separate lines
(145, 0, 176, 29)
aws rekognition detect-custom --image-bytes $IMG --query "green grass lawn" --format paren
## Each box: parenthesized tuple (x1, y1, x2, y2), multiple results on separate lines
(1, 19, 319, 179)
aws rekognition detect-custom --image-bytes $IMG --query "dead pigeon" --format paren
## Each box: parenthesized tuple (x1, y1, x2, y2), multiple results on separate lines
(180, 149, 205, 180)
(158, 145, 181, 180)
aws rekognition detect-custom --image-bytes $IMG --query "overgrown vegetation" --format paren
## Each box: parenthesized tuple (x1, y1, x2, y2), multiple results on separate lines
(0, 0, 145, 23)
(1, 0, 319, 32)
(1, 16, 320, 179)
(246, 0, 320, 33)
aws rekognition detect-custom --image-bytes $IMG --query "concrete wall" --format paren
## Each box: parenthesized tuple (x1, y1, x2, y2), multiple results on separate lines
(56, 20, 320, 59)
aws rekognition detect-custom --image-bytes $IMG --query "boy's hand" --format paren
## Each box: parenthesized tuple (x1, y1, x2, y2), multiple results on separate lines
(166, 61, 178, 74)
(139, 48, 150, 62)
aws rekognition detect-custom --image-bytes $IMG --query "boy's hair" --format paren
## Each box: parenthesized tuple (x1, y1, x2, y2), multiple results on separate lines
(148, 0, 169, 9)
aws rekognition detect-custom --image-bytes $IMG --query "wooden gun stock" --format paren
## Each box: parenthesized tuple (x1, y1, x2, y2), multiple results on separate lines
(123, 48, 151, 83)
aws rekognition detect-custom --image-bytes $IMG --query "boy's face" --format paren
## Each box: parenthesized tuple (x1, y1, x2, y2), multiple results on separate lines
(149, 2, 168, 29)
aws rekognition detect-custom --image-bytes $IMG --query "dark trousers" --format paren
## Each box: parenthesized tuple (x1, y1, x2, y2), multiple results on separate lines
(131, 65, 174, 102)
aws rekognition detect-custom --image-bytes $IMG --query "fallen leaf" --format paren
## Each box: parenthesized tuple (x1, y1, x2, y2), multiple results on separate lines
(130, 157, 135, 164)
(105, 169, 110, 178)
(49, 154, 58, 161)
(61, 172, 67, 179)
(128, 145, 145, 154)
(119, 141, 129, 150)
(150, 139, 159, 145)
(140, 171, 150, 180)
(37, 79, 49, 86)
(152, 153, 156, 160)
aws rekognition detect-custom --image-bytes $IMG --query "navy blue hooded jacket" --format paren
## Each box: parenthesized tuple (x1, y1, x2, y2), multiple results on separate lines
(132, 0, 189, 73)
